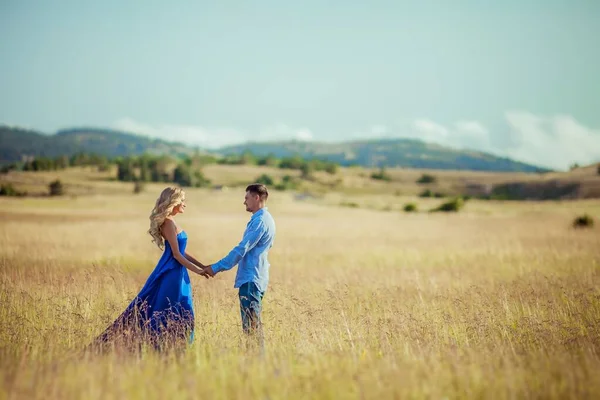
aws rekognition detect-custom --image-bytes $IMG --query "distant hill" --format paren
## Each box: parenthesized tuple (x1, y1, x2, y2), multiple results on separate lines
(0, 125, 550, 172)
(215, 139, 550, 173)
(0, 126, 195, 162)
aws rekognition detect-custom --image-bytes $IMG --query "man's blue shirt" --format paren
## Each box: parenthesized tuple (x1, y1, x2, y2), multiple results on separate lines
(211, 207, 276, 292)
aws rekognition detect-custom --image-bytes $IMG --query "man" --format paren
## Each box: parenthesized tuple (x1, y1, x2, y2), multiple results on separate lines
(202, 183, 276, 347)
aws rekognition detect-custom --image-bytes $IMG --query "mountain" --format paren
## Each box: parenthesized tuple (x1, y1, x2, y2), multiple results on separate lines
(215, 139, 550, 172)
(0, 125, 550, 172)
(0, 126, 195, 162)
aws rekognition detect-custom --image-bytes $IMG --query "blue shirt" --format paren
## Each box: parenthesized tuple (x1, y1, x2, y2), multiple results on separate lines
(211, 207, 276, 292)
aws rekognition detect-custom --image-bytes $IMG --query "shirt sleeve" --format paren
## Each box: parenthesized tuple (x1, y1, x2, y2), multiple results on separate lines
(211, 218, 265, 273)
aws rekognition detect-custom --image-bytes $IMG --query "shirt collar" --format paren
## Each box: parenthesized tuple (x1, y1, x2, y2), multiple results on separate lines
(252, 207, 267, 219)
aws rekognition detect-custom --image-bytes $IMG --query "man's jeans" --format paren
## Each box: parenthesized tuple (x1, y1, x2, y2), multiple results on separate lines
(238, 282, 265, 348)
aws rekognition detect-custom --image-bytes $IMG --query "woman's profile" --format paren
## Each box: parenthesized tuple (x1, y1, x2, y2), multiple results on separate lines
(89, 186, 206, 352)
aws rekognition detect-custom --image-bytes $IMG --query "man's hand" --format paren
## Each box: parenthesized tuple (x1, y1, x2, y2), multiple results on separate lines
(201, 265, 216, 278)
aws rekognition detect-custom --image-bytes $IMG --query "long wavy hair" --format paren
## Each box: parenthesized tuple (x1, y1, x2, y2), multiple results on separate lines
(148, 186, 185, 250)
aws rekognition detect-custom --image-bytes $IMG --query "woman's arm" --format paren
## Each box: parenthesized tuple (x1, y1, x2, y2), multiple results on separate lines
(184, 251, 205, 269)
(161, 220, 207, 277)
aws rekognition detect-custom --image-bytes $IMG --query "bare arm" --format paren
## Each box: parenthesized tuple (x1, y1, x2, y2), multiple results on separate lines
(184, 251, 205, 269)
(161, 220, 207, 276)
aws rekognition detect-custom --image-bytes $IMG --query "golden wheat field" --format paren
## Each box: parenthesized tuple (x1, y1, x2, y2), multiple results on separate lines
(1, 176, 600, 399)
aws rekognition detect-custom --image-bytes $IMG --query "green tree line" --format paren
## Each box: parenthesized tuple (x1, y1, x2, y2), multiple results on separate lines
(217, 151, 338, 175)
(1, 150, 339, 188)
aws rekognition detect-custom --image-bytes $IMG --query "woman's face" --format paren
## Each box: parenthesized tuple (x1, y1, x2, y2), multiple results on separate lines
(173, 195, 186, 215)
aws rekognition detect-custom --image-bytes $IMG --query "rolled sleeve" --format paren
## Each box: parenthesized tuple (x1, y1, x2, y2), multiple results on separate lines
(212, 219, 265, 273)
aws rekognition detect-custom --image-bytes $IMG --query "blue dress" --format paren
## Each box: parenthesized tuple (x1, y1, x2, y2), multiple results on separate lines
(92, 231, 195, 351)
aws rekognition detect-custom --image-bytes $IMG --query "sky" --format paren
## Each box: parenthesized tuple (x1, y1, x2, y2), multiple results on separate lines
(1, 0, 599, 170)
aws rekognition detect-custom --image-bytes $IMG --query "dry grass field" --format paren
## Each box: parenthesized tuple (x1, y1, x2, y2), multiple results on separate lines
(1, 167, 600, 399)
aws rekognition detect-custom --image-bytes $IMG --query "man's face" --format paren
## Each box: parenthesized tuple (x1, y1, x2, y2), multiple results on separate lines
(244, 191, 260, 213)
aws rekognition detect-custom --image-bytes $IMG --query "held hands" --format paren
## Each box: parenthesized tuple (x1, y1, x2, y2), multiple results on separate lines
(203, 265, 216, 278)
(198, 264, 215, 279)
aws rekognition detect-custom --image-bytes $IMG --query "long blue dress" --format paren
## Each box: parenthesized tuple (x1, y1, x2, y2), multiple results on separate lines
(92, 231, 195, 351)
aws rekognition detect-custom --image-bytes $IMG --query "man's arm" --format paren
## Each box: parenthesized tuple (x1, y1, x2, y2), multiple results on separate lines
(208, 218, 265, 275)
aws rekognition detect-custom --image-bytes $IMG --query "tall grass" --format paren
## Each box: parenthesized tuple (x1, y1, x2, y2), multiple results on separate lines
(1, 190, 599, 399)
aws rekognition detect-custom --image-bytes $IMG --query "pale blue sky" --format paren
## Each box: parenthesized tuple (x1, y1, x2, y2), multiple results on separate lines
(1, 0, 599, 169)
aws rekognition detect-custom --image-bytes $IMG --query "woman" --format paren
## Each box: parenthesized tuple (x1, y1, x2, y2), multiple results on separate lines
(90, 187, 206, 352)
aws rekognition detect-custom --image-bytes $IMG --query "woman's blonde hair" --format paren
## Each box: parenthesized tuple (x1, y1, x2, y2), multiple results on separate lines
(148, 186, 185, 249)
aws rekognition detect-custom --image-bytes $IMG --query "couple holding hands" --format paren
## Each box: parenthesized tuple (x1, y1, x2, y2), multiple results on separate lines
(91, 183, 275, 351)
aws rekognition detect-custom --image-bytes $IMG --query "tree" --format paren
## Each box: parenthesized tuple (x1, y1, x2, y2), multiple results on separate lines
(193, 170, 211, 188)
(279, 155, 305, 170)
(255, 174, 274, 186)
(70, 152, 90, 167)
(258, 154, 279, 167)
(301, 162, 314, 180)
(133, 179, 145, 194)
(173, 164, 193, 187)
(138, 155, 152, 182)
(149, 156, 172, 182)
(240, 151, 257, 165)
(275, 175, 299, 191)
(55, 155, 70, 169)
(117, 158, 135, 182)
(174, 164, 211, 188)
(24, 157, 55, 171)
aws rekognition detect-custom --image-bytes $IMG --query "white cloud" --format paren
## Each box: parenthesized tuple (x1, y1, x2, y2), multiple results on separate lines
(114, 118, 317, 149)
(455, 121, 488, 137)
(112, 114, 600, 170)
(295, 128, 314, 141)
(370, 125, 389, 136)
(412, 119, 449, 139)
(256, 123, 315, 142)
(453, 120, 493, 151)
(504, 111, 600, 170)
(113, 117, 248, 149)
(406, 113, 600, 170)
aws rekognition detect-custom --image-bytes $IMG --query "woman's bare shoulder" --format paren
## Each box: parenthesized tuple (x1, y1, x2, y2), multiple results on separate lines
(161, 218, 182, 234)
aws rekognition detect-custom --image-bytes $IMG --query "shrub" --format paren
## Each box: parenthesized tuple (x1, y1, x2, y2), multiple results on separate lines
(340, 201, 359, 208)
(324, 163, 338, 175)
(597, 164, 600, 175)
(403, 203, 417, 212)
(49, 179, 64, 196)
(419, 189, 433, 198)
(573, 214, 594, 229)
(0, 183, 26, 197)
(274, 175, 298, 191)
(371, 167, 391, 182)
(255, 174, 274, 186)
(431, 197, 464, 212)
(98, 163, 112, 172)
(417, 174, 436, 184)
(1, 163, 19, 174)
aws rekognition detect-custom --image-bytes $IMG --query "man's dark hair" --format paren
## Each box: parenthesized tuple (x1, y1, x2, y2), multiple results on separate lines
(246, 183, 269, 200)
